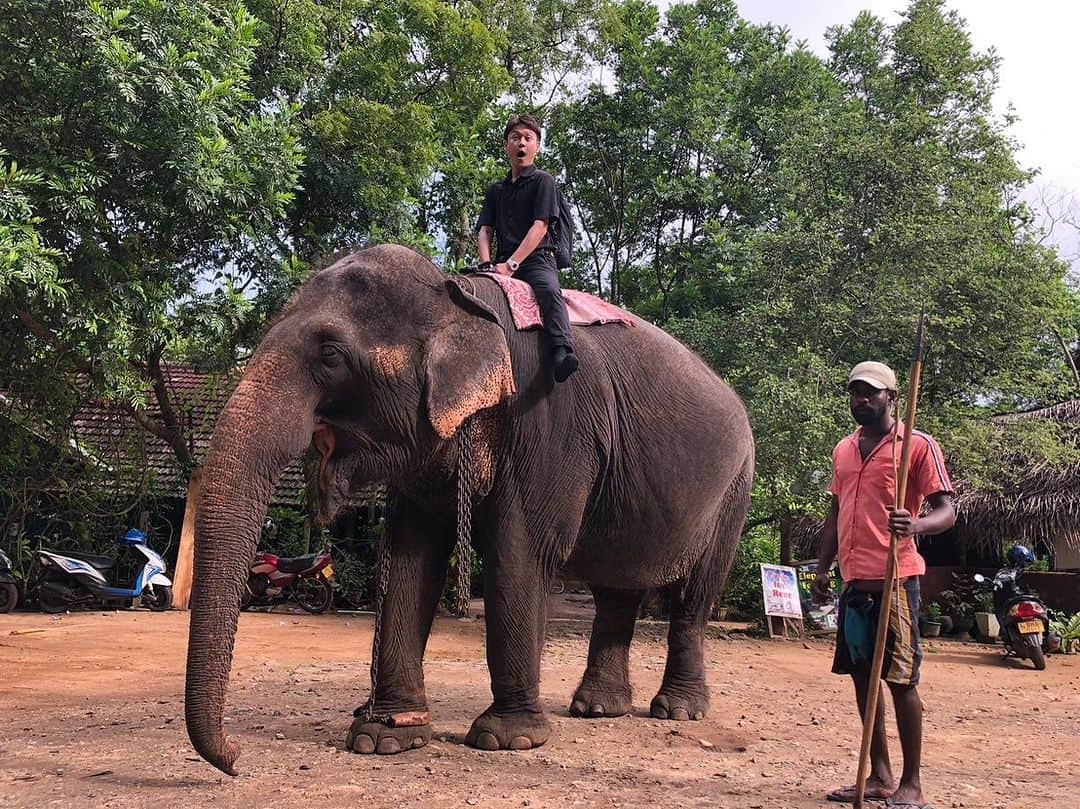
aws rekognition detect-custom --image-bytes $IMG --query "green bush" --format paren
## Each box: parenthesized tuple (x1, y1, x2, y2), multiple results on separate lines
(262, 507, 309, 557)
(1050, 612, 1080, 653)
(923, 601, 943, 622)
(720, 526, 780, 619)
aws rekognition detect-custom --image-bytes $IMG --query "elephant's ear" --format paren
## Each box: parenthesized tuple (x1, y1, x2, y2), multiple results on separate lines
(424, 278, 516, 440)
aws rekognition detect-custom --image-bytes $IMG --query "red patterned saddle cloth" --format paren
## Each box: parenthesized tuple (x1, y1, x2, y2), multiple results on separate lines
(479, 272, 635, 331)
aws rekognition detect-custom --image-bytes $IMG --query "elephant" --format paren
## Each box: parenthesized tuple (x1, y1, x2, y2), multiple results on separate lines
(185, 244, 754, 775)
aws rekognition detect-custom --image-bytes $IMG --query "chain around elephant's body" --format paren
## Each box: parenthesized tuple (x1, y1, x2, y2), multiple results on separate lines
(362, 418, 475, 724)
(454, 418, 476, 618)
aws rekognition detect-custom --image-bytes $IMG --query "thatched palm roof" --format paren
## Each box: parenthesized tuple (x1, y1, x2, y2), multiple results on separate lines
(953, 399, 1080, 552)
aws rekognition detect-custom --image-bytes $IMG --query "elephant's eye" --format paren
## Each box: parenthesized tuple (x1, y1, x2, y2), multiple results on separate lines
(319, 343, 345, 367)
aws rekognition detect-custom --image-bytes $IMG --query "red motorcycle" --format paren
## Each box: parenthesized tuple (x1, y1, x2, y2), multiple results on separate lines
(241, 549, 335, 614)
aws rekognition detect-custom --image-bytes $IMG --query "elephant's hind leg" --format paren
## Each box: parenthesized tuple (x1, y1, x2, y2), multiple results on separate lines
(649, 582, 711, 721)
(652, 459, 751, 721)
(569, 586, 644, 718)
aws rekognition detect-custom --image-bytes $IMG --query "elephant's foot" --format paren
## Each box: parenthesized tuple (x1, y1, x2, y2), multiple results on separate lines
(649, 682, 709, 721)
(465, 706, 550, 751)
(346, 715, 432, 755)
(569, 678, 632, 718)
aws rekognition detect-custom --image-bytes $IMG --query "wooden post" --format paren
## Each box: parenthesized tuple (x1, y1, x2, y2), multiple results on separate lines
(779, 514, 794, 566)
(172, 467, 202, 610)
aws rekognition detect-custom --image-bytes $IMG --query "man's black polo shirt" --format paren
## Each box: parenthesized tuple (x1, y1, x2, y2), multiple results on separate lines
(477, 165, 559, 261)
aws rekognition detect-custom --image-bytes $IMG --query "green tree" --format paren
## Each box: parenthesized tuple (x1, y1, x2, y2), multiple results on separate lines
(678, 0, 1079, 532)
(1, 0, 302, 474)
(548, 0, 1079, 538)
(546, 0, 781, 308)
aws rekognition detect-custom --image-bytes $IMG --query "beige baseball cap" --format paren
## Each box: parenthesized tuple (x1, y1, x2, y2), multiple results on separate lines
(847, 361, 897, 391)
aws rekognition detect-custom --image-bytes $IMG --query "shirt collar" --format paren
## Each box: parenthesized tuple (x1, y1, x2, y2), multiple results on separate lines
(505, 164, 538, 184)
(849, 420, 905, 452)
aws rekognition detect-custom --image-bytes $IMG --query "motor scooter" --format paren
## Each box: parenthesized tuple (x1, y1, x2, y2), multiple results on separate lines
(241, 549, 335, 613)
(37, 529, 172, 613)
(973, 546, 1057, 670)
(0, 548, 17, 613)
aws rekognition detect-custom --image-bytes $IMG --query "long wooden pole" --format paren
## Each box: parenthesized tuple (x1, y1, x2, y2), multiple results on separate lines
(854, 310, 926, 808)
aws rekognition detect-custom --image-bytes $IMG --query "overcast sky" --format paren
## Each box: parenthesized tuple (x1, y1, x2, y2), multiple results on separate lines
(732, 0, 1080, 267)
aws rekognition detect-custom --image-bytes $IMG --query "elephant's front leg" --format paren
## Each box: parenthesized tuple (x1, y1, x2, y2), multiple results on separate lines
(347, 499, 454, 755)
(465, 549, 551, 751)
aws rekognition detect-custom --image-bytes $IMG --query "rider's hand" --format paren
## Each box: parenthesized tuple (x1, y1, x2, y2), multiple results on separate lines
(811, 571, 833, 604)
(494, 262, 513, 277)
(888, 506, 918, 537)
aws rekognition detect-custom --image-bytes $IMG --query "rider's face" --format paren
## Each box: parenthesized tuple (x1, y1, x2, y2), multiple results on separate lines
(505, 126, 540, 166)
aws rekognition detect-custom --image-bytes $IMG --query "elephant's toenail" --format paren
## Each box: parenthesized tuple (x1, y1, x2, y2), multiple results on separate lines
(591, 704, 605, 716)
(570, 700, 585, 715)
(376, 737, 402, 754)
(474, 732, 500, 750)
(509, 735, 532, 750)
(671, 708, 690, 721)
(351, 734, 376, 754)
(693, 710, 704, 720)
(651, 706, 669, 719)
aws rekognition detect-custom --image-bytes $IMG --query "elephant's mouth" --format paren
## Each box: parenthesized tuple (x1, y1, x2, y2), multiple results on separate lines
(312, 422, 335, 488)
(311, 422, 348, 525)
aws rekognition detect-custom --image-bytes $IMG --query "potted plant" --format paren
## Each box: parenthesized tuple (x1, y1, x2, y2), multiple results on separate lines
(920, 601, 943, 638)
(940, 572, 978, 636)
(973, 591, 999, 642)
(1050, 613, 1080, 655)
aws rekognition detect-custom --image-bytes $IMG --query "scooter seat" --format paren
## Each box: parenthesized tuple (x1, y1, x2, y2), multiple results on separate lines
(65, 551, 116, 571)
(276, 553, 321, 574)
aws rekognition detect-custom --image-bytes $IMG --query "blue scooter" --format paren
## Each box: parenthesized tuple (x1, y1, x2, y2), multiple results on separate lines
(37, 529, 172, 613)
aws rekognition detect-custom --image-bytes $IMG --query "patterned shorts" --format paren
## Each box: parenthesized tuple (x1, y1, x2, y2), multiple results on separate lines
(832, 578, 922, 686)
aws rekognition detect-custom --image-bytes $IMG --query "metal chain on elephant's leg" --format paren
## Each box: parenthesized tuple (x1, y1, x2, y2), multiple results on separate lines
(362, 528, 393, 724)
(454, 418, 476, 618)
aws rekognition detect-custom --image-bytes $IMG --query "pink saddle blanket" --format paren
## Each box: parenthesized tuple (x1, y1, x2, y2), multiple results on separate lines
(478, 272, 635, 331)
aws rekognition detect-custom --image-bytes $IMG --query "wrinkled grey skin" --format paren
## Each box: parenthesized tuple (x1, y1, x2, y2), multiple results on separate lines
(185, 245, 754, 774)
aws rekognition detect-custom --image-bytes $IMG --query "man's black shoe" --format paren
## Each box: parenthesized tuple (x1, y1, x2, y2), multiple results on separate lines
(553, 346, 579, 383)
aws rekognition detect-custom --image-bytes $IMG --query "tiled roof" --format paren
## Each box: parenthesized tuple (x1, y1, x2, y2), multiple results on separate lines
(66, 365, 381, 508)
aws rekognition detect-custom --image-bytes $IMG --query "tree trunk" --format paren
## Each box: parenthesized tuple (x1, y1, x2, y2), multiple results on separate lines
(172, 467, 202, 610)
(779, 513, 795, 566)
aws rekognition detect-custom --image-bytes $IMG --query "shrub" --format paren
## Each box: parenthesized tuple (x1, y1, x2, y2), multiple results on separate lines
(923, 601, 943, 622)
(720, 526, 780, 619)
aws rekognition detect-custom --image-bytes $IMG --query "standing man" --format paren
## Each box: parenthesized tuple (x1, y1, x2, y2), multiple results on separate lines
(813, 361, 955, 809)
(477, 113, 578, 382)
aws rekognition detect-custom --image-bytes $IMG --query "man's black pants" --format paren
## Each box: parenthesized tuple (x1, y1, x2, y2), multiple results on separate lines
(511, 254, 574, 351)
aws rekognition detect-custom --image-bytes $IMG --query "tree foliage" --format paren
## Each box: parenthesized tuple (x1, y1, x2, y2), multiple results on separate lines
(2, 0, 1078, 561)
(1, 0, 303, 471)
(550, 0, 1080, 531)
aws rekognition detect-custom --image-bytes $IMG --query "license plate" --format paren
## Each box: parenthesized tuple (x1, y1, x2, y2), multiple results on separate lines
(322, 564, 334, 580)
(1017, 620, 1042, 634)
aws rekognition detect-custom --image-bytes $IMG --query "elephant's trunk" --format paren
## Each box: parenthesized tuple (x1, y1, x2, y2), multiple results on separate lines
(185, 353, 315, 775)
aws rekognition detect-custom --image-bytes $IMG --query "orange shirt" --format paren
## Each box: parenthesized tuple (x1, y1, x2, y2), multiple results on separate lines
(828, 423, 953, 582)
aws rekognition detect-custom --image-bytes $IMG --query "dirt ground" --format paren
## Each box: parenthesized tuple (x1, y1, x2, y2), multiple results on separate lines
(2, 596, 1078, 809)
